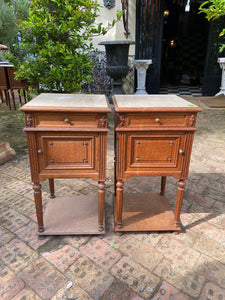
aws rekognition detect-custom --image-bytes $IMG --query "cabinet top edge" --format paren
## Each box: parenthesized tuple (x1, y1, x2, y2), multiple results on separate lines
(20, 93, 111, 112)
(112, 95, 202, 112)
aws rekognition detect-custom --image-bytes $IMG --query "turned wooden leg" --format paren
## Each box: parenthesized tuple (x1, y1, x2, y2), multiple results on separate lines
(5, 90, 11, 109)
(11, 89, 16, 110)
(48, 178, 55, 198)
(98, 181, 105, 232)
(23, 89, 27, 103)
(33, 182, 44, 234)
(0, 90, 3, 103)
(18, 89, 22, 104)
(116, 180, 124, 231)
(174, 179, 186, 229)
(160, 176, 167, 195)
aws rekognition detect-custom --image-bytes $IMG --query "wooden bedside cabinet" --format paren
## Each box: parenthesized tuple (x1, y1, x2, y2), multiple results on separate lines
(113, 95, 201, 233)
(21, 93, 111, 237)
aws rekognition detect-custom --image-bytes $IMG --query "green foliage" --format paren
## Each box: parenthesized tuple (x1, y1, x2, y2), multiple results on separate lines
(0, 0, 16, 47)
(0, 0, 29, 47)
(199, 0, 225, 20)
(7, 0, 123, 93)
(199, 0, 225, 53)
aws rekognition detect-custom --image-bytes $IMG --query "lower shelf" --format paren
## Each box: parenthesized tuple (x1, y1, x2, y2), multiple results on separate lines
(40, 195, 104, 235)
(114, 193, 181, 232)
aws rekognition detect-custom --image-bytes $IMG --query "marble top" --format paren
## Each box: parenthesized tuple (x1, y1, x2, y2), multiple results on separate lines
(114, 95, 198, 109)
(22, 93, 110, 111)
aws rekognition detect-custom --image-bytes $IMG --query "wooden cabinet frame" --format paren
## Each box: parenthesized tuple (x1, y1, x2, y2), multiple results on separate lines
(21, 94, 111, 237)
(113, 95, 201, 234)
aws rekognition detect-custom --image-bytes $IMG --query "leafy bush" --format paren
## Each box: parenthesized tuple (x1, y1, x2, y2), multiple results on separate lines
(7, 0, 122, 93)
(0, 0, 16, 47)
(0, 0, 29, 48)
(199, 0, 225, 53)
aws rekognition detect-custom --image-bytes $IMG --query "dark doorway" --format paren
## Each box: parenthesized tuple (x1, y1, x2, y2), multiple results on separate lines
(160, 0, 209, 87)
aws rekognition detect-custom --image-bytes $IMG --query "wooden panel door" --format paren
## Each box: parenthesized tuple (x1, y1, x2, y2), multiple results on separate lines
(37, 132, 98, 173)
(125, 131, 185, 173)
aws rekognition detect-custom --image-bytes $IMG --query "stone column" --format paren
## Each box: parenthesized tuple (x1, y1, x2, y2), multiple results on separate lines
(133, 59, 152, 95)
(216, 57, 225, 96)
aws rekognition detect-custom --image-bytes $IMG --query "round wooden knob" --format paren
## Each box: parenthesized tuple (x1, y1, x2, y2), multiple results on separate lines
(64, 118, 70, 123)
(37, 149, 42, 154)
(155, 118, 160, 122)
(179, 149, 184, 154)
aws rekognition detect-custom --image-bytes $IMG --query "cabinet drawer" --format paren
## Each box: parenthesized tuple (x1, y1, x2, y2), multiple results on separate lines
(37, 133, 98, 173)
(125, 132, 185, 172)
(127, 112, 187, 127)
(36, 112, 98, 128)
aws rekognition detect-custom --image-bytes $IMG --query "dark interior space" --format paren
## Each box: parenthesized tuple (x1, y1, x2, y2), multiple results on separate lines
(160, 0, 209, 86)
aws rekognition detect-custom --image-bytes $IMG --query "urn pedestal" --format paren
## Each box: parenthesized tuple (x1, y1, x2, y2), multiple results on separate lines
(216, 57, 225, 96)
(133, 59, 152, 95)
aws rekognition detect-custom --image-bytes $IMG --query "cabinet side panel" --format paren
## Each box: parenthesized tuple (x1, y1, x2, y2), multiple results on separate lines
(98, 132, 107, 180)
(116, 132, 126, 179)
(181, 132, 194, 179)
(26, 132, 40, 182)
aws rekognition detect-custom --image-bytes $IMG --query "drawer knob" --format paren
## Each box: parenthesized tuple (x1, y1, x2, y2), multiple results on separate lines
(155, 118, 160, 122)
(64, 118, 70, 123)
(37, 149, 42, 154)
(179, 149, 184, 154)
(50, 159, 54, 163)
(136, 157, 140, 161)
(83, 159, 88, 163)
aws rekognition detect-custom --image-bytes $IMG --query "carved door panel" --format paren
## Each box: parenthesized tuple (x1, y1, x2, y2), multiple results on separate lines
(37, 133, 97, 172)
(126, 132, 185, 172)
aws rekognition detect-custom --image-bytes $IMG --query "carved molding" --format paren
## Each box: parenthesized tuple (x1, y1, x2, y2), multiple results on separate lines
(25, 113, 34, 128)
(98, 114, 107, 128)
(118, 113, 125, 127)
(188, 114, 195, 127)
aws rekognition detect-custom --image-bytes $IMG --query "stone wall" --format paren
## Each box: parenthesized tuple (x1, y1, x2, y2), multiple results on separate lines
(123, 56, 135, 94)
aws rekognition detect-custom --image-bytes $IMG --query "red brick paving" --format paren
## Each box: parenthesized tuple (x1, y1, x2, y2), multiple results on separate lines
(0, 98, 225, 299)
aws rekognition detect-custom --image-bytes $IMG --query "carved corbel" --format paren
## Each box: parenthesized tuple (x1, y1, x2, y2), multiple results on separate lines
(98, 114, 108, 128)
(25, 113, 34, 128)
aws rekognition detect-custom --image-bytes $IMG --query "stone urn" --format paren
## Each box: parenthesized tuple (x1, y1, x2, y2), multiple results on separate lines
(216, 57, 225, 96)
(99, 40, 135, 102)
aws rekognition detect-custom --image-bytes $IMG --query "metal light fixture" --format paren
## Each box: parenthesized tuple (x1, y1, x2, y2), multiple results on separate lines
(185, 0, 190, 12)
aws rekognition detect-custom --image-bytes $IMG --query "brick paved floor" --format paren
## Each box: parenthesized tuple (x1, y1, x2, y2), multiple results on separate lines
(0, 95, 225, 299)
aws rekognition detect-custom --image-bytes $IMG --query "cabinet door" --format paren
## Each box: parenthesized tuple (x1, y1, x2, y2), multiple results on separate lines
(125, 132, 185, 173)
(37, 132, 98, 174)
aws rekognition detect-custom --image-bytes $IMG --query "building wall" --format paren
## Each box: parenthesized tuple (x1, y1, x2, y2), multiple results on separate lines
(93, 0, 136, 55)
(90, 0, 136, 94)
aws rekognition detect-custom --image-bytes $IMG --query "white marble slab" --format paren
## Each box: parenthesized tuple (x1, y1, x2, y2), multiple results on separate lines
(23, 93, 108, 108)
(114, 94, 197, 108)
